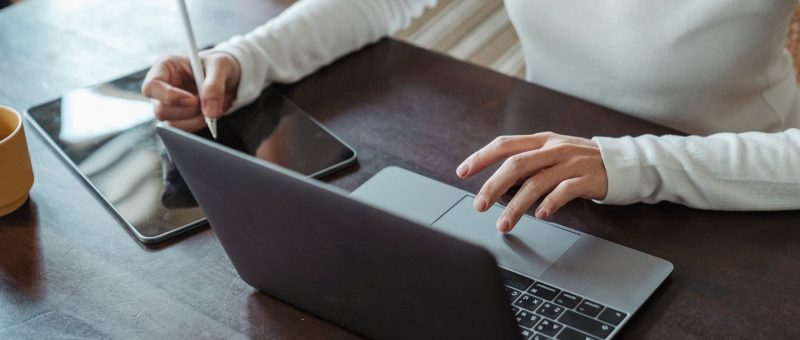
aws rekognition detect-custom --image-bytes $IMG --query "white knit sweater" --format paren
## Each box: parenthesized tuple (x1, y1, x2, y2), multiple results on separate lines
(215, 0, 800, 210)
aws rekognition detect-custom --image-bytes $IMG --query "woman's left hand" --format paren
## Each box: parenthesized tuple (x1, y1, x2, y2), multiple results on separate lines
(456, 132, 608, 233)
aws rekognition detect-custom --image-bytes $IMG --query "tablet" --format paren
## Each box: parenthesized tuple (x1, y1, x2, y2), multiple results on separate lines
(26, 69, 357, 243)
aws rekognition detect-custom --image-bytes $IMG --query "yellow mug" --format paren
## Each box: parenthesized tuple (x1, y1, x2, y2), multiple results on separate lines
(0, 105, 34, 216)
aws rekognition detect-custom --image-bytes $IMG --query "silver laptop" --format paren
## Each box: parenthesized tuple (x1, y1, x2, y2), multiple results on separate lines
(157, 125, 672, 340)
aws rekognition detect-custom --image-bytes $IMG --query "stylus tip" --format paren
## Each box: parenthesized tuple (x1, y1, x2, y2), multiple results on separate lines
(206, 117, 218, 139)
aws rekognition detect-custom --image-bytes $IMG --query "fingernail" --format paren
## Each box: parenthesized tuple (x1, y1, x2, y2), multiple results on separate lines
(497, 217, 510, 233)
(203, 99, 219, 117)
(535, 208, 549, 219)
(179, 97, 195, 106)
(456, 163, 470, 177)
(474, 195, 487, 211)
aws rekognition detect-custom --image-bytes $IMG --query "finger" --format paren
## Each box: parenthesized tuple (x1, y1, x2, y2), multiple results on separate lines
(143, 79, 196, 106)
(199, 56, 235, 119)
(457, 132, 554, 178)
(142, 59, 172, 91)
(536, 177, 587, 219)
(142, 57, 196, 104)
(152, 99, 200, 121)
(474, 149, 559, 212)
(165, 115, 207, 132)
(496, 167, 563, 232)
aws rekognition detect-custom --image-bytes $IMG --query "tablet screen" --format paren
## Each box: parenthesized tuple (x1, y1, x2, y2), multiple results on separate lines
(27, 69, 356, 243)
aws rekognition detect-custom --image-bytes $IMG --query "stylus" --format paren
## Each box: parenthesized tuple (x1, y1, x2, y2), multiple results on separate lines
(176, 0, 218, 139)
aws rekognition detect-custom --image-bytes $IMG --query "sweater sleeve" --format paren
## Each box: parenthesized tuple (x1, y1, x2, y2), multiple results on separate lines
(593, 129, 800, 210)
(213, 0, 436, 112)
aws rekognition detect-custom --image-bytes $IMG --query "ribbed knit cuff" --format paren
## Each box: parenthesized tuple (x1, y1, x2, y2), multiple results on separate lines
(592, 136, 644, 205)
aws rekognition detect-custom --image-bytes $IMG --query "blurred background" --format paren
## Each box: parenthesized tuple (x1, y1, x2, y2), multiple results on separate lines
(0, 0, 524, 78)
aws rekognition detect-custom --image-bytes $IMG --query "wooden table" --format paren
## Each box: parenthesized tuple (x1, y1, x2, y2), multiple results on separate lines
(1, 0, 798, 338)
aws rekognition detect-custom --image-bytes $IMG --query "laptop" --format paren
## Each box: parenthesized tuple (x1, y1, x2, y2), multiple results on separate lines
(157, 125, 672, 340)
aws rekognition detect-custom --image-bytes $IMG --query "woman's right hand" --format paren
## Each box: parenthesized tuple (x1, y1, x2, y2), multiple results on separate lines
(142, 52, 241, 132)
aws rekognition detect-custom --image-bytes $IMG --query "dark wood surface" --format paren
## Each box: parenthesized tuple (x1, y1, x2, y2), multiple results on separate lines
(1, 0, 799, 339)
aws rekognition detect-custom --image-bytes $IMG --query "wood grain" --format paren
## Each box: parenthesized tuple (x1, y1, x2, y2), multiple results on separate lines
(1, 0, 798, 339)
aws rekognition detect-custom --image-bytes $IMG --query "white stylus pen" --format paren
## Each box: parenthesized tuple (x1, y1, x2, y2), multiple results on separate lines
(176, 0, 218, 139)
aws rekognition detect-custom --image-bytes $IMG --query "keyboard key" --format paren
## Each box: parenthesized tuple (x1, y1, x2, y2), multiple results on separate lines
(501, 268, 535, 291)
(513, 307, 520, 314)
(505, 286, 522, 303)
(575, 300, 604, 318)
(535, 318, 564, 337)
(532, 334, 552, 340)
(528, 282, 561, 301)
(597, 308, 627, 326)
(536, 302, 565, 319)
(554, 292, 582, 309)
(520, 327, 534, 339)
(514, 294, 543, 311)
(558, 311, 615, 339)
(557, 327, 599, 340)
(516, 310, 541, 328)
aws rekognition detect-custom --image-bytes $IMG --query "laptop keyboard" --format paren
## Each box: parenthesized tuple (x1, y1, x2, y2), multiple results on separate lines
(501, 268, 627, 340)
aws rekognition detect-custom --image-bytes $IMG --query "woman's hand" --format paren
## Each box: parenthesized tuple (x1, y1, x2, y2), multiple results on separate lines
(456, 132, 608, 232)
(141, 52, 241, 131)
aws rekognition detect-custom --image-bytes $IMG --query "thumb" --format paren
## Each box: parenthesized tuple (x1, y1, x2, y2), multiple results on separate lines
(199, 55, 234, 119)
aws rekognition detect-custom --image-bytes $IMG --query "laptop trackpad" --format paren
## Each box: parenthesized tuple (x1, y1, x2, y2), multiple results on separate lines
(431, 196, 580, 277)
